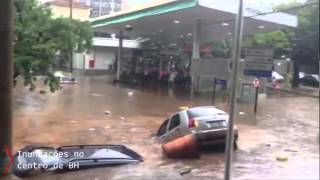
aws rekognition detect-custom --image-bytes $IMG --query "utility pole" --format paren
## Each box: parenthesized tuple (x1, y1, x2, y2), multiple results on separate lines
(224, 0, 244, 179)
(0, 0, 13, 175)
(69, 0, 73, 73)
(69, 0, 73, 18)
(99, 0, 102, 16)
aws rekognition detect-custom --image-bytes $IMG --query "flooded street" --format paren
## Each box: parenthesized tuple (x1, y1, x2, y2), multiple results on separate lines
(6, 75, 319, 180)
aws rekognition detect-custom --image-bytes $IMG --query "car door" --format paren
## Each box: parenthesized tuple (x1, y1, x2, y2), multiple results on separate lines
(165, 113, 182, 142)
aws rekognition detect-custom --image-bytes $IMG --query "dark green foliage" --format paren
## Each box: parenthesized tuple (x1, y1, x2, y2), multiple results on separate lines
(14, 0, 93, 92)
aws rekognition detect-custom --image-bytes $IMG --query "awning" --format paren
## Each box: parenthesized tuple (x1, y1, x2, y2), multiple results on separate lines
(91, 0, 297, 44)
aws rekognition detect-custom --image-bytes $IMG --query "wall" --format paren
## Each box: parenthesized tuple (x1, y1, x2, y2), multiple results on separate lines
(87, 46, 116, 71)
(73, 53, 85, 69)
(50, 5, 90, 21)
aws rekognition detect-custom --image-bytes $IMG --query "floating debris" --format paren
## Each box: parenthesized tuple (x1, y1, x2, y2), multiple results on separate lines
(68, 120, 78, 123)
(276, 153, 288, 161)
(39, 90, 47, 94)
(104, 110, 111, 115)
(128, 92, 134, 96)
(284, 149, 298, 152)
(91, 93, 104, 97)
(179, 167, 192, 175)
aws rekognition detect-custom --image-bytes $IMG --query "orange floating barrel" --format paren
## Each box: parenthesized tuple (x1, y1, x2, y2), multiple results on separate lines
(162, 134, 199, 159)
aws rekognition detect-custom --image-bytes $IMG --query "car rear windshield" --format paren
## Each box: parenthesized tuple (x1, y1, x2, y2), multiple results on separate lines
(187, 108, 225, 118)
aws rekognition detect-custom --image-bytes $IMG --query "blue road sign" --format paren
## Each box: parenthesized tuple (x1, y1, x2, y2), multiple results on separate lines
(244, 69, 272, 78)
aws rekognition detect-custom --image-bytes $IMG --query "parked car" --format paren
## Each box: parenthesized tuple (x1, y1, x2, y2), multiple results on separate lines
(272, 71, 284, 81)
(156, 106, 238, 147)
(300, 74, 320, 87)
(54, 71, 77, 84)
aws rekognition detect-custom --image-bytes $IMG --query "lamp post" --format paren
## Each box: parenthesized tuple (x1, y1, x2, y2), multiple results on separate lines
(69, 0, 73, 73)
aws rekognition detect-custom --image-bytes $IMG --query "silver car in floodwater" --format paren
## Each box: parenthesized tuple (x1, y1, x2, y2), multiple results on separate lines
(156, 106, 238, 147)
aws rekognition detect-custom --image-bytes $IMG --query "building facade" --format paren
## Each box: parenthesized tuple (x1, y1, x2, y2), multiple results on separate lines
(45, 0, 91, 21)
(90, 0, 122, 18)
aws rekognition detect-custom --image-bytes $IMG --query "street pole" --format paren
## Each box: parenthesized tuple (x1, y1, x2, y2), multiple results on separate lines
(99, 0, 102, 16)
(69, 0, 73, 19)
(116, 30, 123, 81)
(0, 0, 13, 175)
(224, 0, 243, 179)
(69, 0, 73, 73)
(254, 86, 259, 114)
(212, 78, 216, 105)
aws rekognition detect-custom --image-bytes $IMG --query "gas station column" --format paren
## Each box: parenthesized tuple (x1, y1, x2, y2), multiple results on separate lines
(192, 19, 201, 59)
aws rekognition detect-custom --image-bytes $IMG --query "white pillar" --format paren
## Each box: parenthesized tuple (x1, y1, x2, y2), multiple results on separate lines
(192, 19, 201, 59)
(116, 30, 123, 81)
(191, 20, 201, 93)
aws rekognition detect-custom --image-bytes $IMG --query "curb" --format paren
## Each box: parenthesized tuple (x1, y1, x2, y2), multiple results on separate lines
(267, 87, 319, 98)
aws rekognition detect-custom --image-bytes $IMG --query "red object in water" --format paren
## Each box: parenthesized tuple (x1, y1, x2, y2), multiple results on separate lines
(162, 134, 199, 159)
(89, 59, 95, 68)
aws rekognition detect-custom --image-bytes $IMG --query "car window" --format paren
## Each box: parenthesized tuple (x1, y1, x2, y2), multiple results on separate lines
(169, 114, 180, 131)
(157, 119, 169, 136)
(187, 108, 215, 118)
(187, 108, 226, 118)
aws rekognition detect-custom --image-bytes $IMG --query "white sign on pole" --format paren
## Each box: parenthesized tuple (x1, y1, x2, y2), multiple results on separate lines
(244, 49, 273, 57)
(245, 56, 273, 63)
(244, 49, 273, 77)
(244, 62, 273, 71)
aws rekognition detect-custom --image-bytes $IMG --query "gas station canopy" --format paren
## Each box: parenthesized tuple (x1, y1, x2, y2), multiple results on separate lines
(91, 0, 297, 44)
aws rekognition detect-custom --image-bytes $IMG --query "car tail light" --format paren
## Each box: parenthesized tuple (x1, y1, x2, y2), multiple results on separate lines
(188, 118, 198, 128)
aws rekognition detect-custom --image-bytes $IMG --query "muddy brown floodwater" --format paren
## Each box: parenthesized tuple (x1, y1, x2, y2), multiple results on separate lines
(4, 75, 319, 180)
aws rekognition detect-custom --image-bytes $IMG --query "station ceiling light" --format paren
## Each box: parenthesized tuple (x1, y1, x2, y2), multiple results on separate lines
(180, 35, 184, 38)
(258, 25, 265, 29)
(222, 22, 229, 26)
(228, 32, 232, 35)
(187, 33, 192, 36)
(174, 20, 180, 24)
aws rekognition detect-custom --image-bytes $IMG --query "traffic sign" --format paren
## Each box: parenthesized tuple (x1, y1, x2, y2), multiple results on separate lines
(245, 56, 273, 63)
(244, 62, 273, 71)
(244, 49, 273, 57)
(244, 48, 273, 78)
(253, 79, 260, 87)
(244, 69, 272, 77)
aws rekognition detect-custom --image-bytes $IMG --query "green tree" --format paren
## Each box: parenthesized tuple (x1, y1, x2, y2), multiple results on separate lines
(242, 0, 319, 59)
(14, 0, 93, 92)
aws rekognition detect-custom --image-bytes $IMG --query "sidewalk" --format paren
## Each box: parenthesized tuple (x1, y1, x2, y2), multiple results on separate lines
(268, 85, 319, 98)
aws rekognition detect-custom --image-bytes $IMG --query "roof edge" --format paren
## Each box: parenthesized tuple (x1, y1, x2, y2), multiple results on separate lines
(91, 0, 198, 28)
